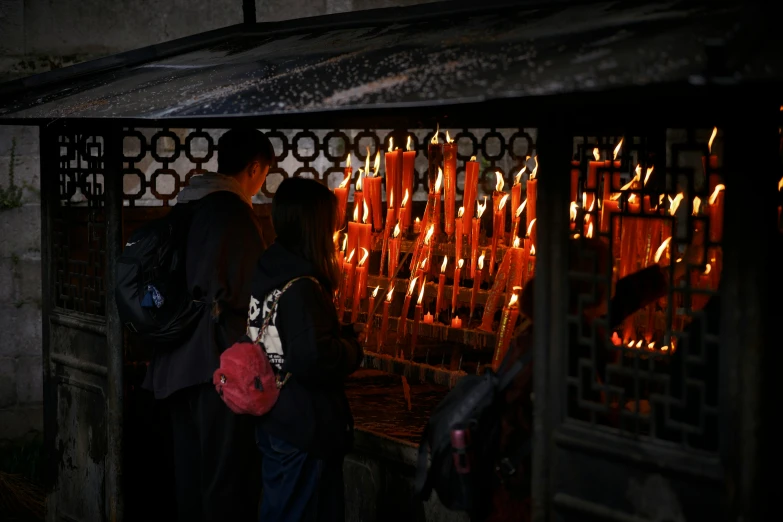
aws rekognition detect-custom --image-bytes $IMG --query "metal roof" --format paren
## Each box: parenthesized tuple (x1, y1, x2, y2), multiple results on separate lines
(0, 0, 779, 122)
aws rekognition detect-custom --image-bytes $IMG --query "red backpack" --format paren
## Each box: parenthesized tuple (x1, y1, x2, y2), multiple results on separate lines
(213, 277, 318, 416)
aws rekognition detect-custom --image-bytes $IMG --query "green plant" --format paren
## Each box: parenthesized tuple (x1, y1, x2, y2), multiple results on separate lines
(1, 138, 24, 211)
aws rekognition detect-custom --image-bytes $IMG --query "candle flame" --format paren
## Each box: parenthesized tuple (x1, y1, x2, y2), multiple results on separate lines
(458, 206, 465, 218)
(635, 339, 643, 349)
(363, 199, 370, 223)
(517, 199, 527, 218)
(365, 146, 371, 177)
(586, 222, 594, 238)
(610, 170, 641, 200)
(654, 236, 672, 263)
(424, 224, 435, 245)
(527, 218, 537, 237)
(478, 252, 485, 270)
(513, 236, 521, 248)
(530, 244, 536, 255)
(372, 286, 380, 298)
(401, 189, 409, 207)
(346, 155, 352, 169)
(407, 135, 413, 151)
(495, 171, 505, 192)
(644, 166, 654, 186)
(570, 201, 578, 221)
(693, 196, 702, 215)
(393, 222, 401, 237)
(431, 124, 439, 145)
(457, 259, 464, 269)
(408, 276, 419, 296)
(588, 198, 595, 212)
(420, 257, 428, 270)
(353, 204, 359, 222)
(499, 193, 509, 210)
(709, 184, 725, 205)
(629, 194, 638, 205)
(441, 256, 448, 273)
(530, 156, 539, 179)
(341, 236, 348, 252)
(476, 197, 487, 218)
(778, 176, 783, 191)
(669, 192, 684, 215)
(339, 168, 352, 189)
(415, 217, 421, 223)
(470, 155, 477, 162)
(373, 150, 381, 175)
(708, 127, 717, 154)
(704, 263, 712, 275)
(356, 169, 363, 190)
(635, 164, 641, 179)
(613, 139, 623, 160)
(508, 293, 519, 307)
(347, 248, 356, 263)
(648, 342, 655, 350)
(627, 340, 634, 347)
(388, 137, 394, 153)
(435, 168, 443, 193)
(515, 166, 526, 185)
(358, 248, 369, 266)
(661, 345, 669, 352)
(417, 281, 426, 304)
(446, 130, 454, 143)
(386, 285, 395, 302)
(593, 148, 600, 161)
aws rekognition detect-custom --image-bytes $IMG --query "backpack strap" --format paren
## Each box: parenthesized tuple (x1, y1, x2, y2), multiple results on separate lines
(413, 425, 433, 500)
(250, 276, 321, 388)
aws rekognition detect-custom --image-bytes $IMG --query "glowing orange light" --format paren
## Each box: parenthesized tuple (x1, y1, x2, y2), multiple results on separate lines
(372, 286, 380, 298)
(358, 248, 369, 266)
(386, 286, 395, 302)
(499, 194, 509, 210)
(441, 256, 448, 273)
(495, 171, 505, 192)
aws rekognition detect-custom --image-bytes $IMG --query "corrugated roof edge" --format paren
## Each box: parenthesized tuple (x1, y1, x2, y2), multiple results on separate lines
(0, 0, 591, 104)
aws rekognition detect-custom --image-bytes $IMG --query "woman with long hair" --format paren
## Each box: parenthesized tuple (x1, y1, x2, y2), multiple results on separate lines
(247, 177, 364, 521)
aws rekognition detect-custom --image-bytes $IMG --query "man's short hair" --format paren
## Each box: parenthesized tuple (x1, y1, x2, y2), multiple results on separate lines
(217, 129, 275, 176)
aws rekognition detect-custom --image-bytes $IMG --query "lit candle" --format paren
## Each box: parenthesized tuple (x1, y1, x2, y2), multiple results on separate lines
(424, 311, 434, 324)
(471, 198, 487, 279)
(428, 126, 443, 194)
(346, 203, 361, 263)
(399, 189, 410, 233)
(526, 244, 536, 281)
(708, 184, 725, 242)
(402, 136, 416, 232)
(354, 168, 364, 225)
(334, 156, 352, 229)
(413, 216, 422, 234)
(411, 281, 426, 359)
(365, 285, 380, 340)
(490, 188, 509, 276)
(337, 249, 356, 321)
(451, 259, 464, 314)
(510, 166, 525, 242)
(702, 127, 719, 179)
(385, 137, 402, 219)
(351, 248, 369, 323)
(436, 256, 448, 314)
(387, 222, 401, 278)
(357, 200, 372, 271)
(492, 292, 520, 370)
(380, 286, 394, 351)
(364, 148, 384, 231)
(380, 192, 396, 276)
(507, 236, 526, 296)
(450, 316, 462, 329)
(526, 218, 537, 254)
(397, 277, 419, 336)
(455, 206, 465, 266)
(427, 167, 443, 234)
(619, 194, 641, 279)
(601, 143, 623, 202)
(470, 252, 485, 317)
(526, 156, 539, 232)
(463, 155, 480, 229)
(416, 257, 429, 287)
(443, 131, 458, 236)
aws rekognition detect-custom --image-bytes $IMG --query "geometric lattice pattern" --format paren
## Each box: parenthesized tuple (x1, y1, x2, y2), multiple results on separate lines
(121, 127, 537, 206)
(53, 133, 107, 316)
(565, 128, 722, 453)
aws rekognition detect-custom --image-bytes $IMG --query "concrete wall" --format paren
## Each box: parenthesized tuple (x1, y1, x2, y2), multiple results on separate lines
(0, 0, 437, 440)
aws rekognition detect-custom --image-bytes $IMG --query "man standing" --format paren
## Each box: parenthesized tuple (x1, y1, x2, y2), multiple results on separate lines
(143, 129, 273, 521)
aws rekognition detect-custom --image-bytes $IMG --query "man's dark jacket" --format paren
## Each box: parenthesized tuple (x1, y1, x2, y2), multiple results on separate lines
(143, 182, 267, 399)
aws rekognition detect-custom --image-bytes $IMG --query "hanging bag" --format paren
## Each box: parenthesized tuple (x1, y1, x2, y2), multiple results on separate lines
(213, 276, 319, 416)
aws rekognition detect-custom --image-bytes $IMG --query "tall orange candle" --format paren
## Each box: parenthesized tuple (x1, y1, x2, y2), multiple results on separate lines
(490, 174, 508, 277)
(402, 136, 416, 232)
(510, 166, 525, 242)
(365, 286, 380, 340)
(511, 200, 527, 240)
(470, 253, 485, 317)
(351, 248, 369, 323)
(436, 256, 447, 314)
(428, 128, 443, 192)
(346, 205, 362, 266)
(337, 249, 356, 320)
(702, 127, 719, 178)
(415, 257, 429, 287)
(443, 132, 458, 236)
(526, 156, 539, 232)
(526, 218, 537, 252)
(455, 207, 465, 266)
(480, 244, 512, 332)
(452, 259, 464, 313)
(364, 149, 384, 231)
(427, 168, 443, 234)
(463, 156, 480, 226)
(354, 170, 364, 226)
(506, 237, 525, 296)
(493, 292, 520, 370)
(708, 184, 725, 243)
(379, 286, 394, 350)
(471, 198, 487, 279)
(380, 193, 396, 276)
(399, 189, 411, 232)
(385, 138, 403, 217)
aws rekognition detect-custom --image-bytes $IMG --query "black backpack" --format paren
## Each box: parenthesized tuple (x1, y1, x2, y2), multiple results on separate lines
(115, 202, 205, 343)
(413, 348, 532, 519)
